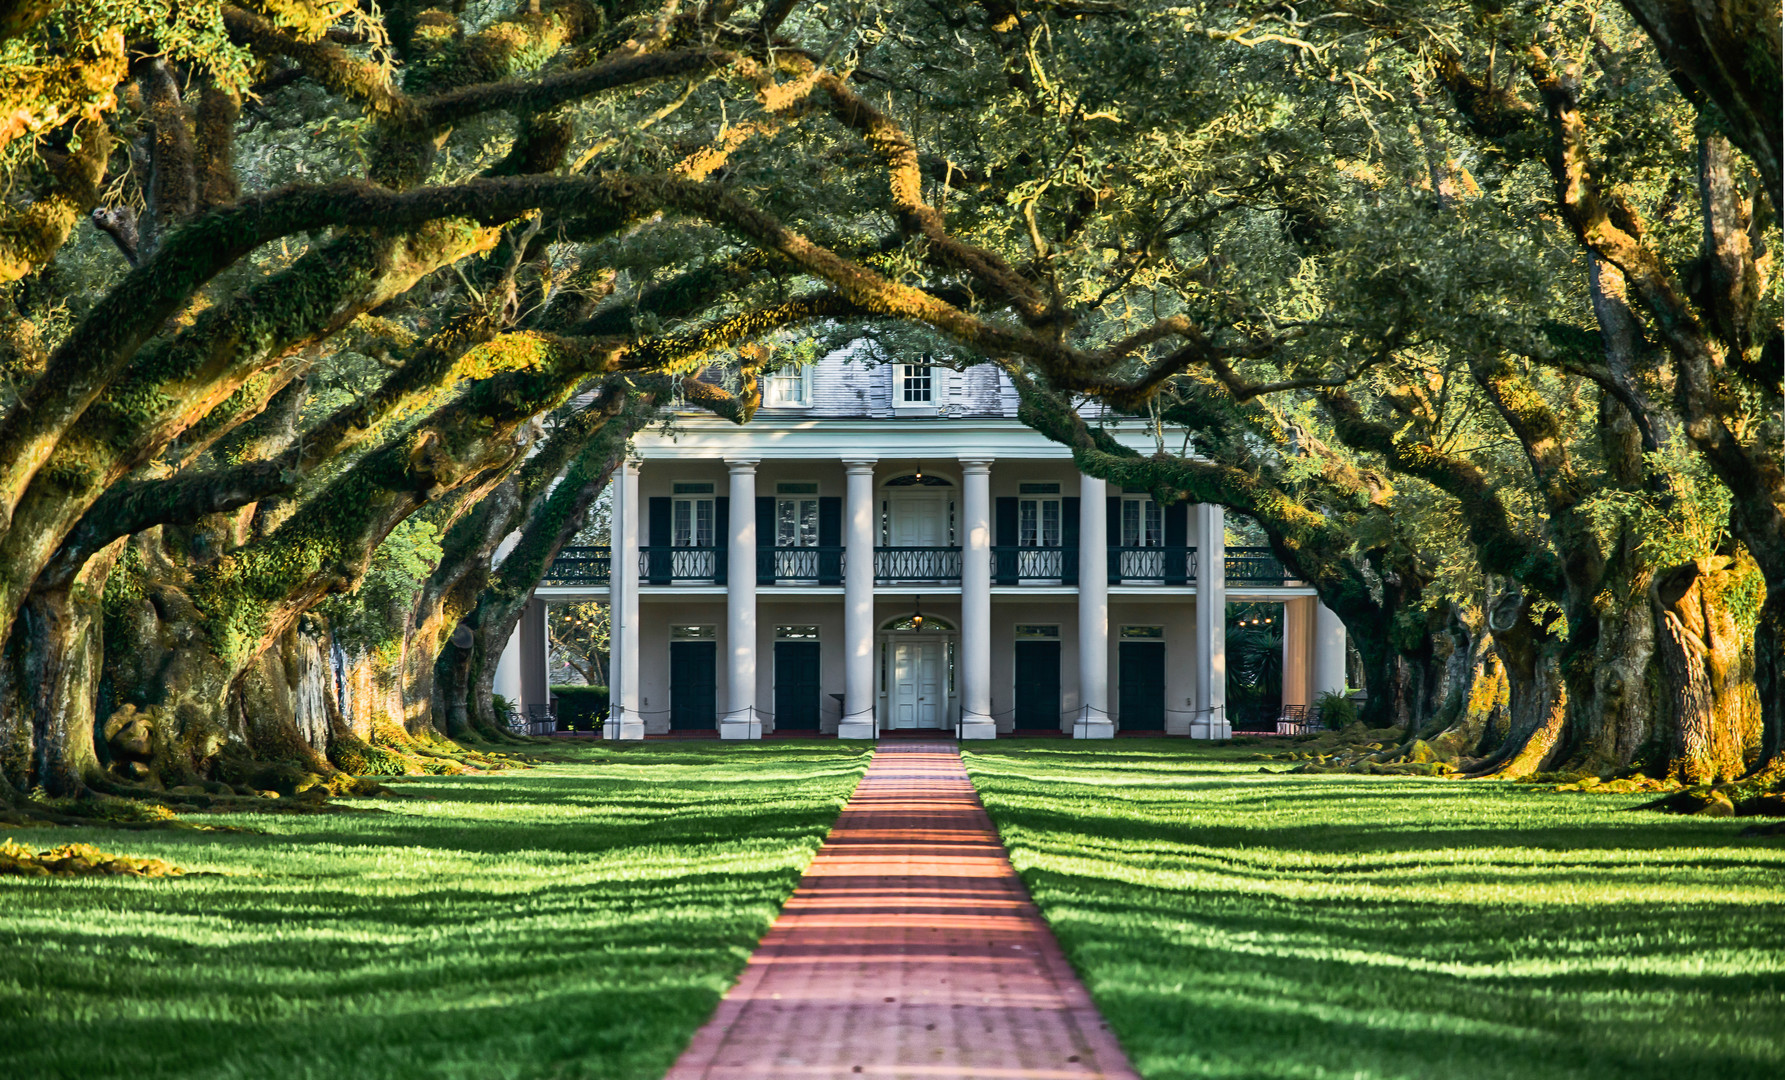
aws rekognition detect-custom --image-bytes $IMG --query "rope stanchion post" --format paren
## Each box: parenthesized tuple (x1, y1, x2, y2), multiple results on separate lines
(719, 704, 764, 741)
(1072, 704, 1116, 740)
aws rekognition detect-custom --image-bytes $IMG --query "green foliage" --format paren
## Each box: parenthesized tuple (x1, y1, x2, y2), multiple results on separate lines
(1317, 689, 1359, 730)
(1585, 434, 1737, 570)
(549, 600, 607, 685)
(551, 684, 608, 728)
(490, 693, 516, 727)
(320, 515, 444, 657)
(964, 743, 1785, 1080)
(1225, 602, 1283, 728)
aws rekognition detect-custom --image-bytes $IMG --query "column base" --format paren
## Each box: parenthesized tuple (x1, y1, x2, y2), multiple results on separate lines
(1187, 710, 1232, 740)
(958, 716, 998, 740)
(837, 719, 877, 740)
(604, 716, 645, 740)
(720, 718, 763, 740)
(1072, 717, 1116, 739)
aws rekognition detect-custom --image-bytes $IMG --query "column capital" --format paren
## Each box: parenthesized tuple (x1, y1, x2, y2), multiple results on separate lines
(841, 458, 878, 473)
(957, 457, 994, 473)
(724, 457, 759, 473)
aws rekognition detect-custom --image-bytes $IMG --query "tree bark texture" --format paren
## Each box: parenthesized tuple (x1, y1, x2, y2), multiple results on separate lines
(1652, 556, 1764, 782)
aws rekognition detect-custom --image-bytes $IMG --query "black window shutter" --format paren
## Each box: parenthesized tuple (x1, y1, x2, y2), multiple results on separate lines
(1106, 497, 1121, 583)
(818, 497, 843, 584)
(1165, 501, 1189, 584)
(756, 496, 775, 583)
(647, 497, 671, 583)
(994, 497, 1019, 584)
(1062, 497, 1080, 585)
(714, 497, 729, 584)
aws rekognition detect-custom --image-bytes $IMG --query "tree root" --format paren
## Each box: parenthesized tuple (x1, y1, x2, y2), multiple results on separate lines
(1253, 723, 1464, 776)
(1629, 771, 1785, 818)
(0, 838, 197, 878)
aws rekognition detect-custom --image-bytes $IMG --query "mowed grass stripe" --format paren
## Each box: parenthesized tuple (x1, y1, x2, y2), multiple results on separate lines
(0, 742, 870, 1080)
(962, 739, 1785, 1080)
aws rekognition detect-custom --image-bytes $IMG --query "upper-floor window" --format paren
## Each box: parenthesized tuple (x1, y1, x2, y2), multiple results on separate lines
(672, 482, 714, 548)
(776, 482, 819, 547)
(763, 367, 811, 408)
(1019, 483, 1062, 548)
(1121, 495, 1163, 547)
(900, 364, 933, 403)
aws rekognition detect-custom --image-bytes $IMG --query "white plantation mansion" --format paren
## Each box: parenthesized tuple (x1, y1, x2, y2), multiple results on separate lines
(494, 354, 1350, 739)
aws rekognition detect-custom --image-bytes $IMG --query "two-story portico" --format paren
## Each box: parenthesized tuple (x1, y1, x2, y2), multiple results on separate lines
(502, 358, 1350, 739)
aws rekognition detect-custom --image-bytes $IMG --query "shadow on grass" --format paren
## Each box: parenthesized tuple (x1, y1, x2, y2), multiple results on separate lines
(962, 743, 1785, 1080)
(0, 743, 871, 1080)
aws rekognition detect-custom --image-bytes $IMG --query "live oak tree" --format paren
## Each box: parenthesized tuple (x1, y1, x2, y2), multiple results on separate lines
(0, 0, 1774, 811)
(966, 0, 1780, 781)
(0, 0, 834, 805)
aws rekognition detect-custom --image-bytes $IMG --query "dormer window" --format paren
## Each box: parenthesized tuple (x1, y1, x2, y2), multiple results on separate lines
(900, 364, 933, 404)
(763, 367, 811, 408)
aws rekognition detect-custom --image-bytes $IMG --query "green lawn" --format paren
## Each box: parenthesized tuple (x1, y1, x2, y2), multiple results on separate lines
(0, 741, 869, 1080)
(962, 740, 1785, 1080)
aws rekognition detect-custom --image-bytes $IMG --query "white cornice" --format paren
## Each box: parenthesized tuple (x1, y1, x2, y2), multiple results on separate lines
(634, 416, 1180, 460)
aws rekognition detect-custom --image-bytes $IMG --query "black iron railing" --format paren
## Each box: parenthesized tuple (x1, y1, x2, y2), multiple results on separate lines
(640, 545, 726, 584)
(758, 545, 844, 584)
(548, 543, 1289, 588)
(991, 546, 1076, 584)
(543, 545, 611, 586)
(1108, 545, 1196, 584)
(1225, 547, 1287, 585)
(875, 546, 962, 584)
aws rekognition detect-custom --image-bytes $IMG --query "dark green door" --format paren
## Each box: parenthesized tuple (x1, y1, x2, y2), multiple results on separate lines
(1013, 641, 1061, 728)
(1119, 641, 1166, 731)
(774, 641, 821, 730)
(669, 641, 716, 730)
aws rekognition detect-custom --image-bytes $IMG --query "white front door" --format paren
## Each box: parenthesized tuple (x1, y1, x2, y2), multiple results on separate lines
(891, 494, 944, 547)
(890, 639, 945, 729)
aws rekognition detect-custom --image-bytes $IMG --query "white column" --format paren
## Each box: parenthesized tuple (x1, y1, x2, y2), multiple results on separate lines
(1314, 602, 1349, 705)
(840, 459, 878, 739)
(1075, 474, 1113, 738)
(493, 626, 522, 712)
(608, 458, 644, 738)
(1192, 503, 1229, 738)
(958, 458, 995, 739)
(491, 528, 524, 725)
(1280, 596, 1315, 709)
(723, 458, 761, 739)
(518, 598, 550, 715)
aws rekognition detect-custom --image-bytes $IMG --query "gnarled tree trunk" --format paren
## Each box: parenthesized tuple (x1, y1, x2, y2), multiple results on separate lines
(1652, 555, 1764, 783)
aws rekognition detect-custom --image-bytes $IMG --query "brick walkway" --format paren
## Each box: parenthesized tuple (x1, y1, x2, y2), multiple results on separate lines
(664, 741, 1140, 1080)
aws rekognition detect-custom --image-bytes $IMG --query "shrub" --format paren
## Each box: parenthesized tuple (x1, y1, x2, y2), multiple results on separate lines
(1317, 690, 1359, 730)
(552, 685, 608, 729)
